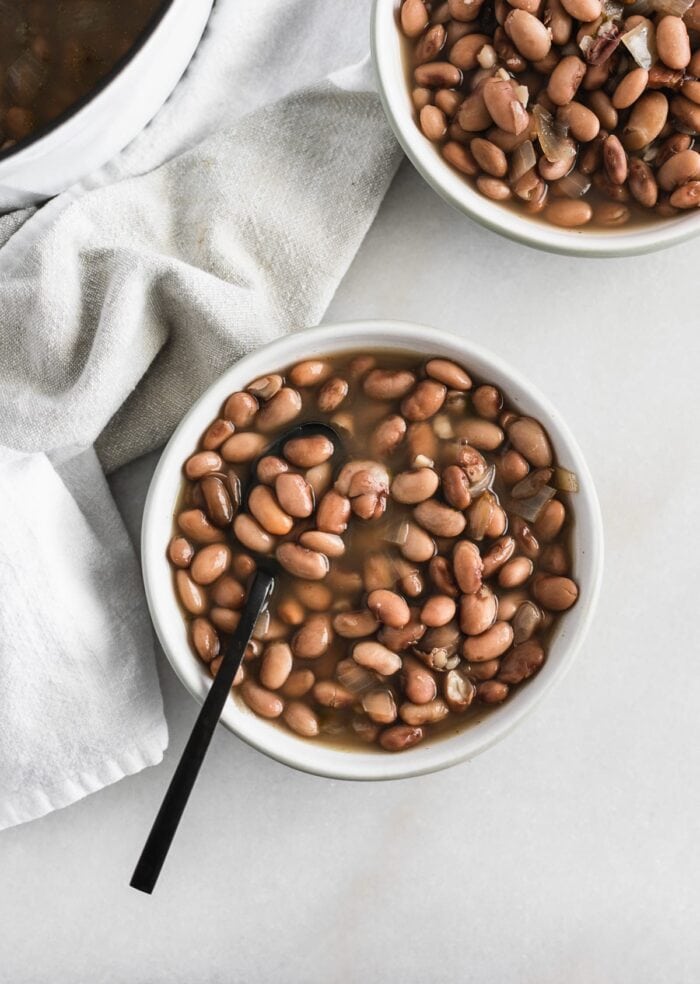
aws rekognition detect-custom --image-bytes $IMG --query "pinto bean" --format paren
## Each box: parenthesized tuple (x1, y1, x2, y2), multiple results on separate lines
(276, 543, 329, 580)
(283, 702, 320, 737)
(547, 55, 586, 106)
(364, 368, 416, 400)
(379, 725, 424, 751)
(477, 680, 510, 703)
(178, 508, 225, 544)
(658, 149, 700, 191)
(371, 414, 407, 456)
(224, 391, 258, 427)
(628, 158, 659, 208)
(401, 0, 430, 37)
(545, 199, 593, 227)
(481, 535, 516, 577)
(498, 556, 534, 588)
(505, 10, 552, 61)
(333, 609, 380, 638)
(292, 614, 332, 659)
(507, 417, 553, 467)
(401, 379, 447, 421)
(414, 499, 467, 537)
(283, 435, 334, 468)
(541, 543, 570, 575)
(247, 374, 283, 401)
(184, 451, 222, 480)
(463, 621, 514, 662)
(169, 536, 194, 568)
(190, 618, 220, 662)
(449, 32, 492, 69)
(313, 680, 355, 708)
(420, 595, 457, 627)
(363, 689, 398, 724)
(415, 61, 463, 88)
(221, 432, 267, 463)
(248, 485, 293, 536)
(288, 360, 332, 388)
(657, 15, 691, 70)
(442, 139, 480, 174)
(317, 377, 349, 413)
(622, 92, 668, 151)
(273, 472, 313, 519)
(353, 641, 403, 676)
(534, 499, 566, 541)
(190, 543, 231, 585)
(391, 467, 440, 503)
(483, 77, 529, 134)
(260, 642, 293, 690)
(455, 417, 504, 450)
(499, 639, 545, 683)
(367, 590, 411, 629)
(420, 104, 448, 141)
(533, 574, 579, 610)
(241, 680, 284, 719)
(603, 134, 628, 185)
(453, 540, 484, 593)
(400, 699, 450, 725)
(670, 181, 700, 207)
(202, 418, 235, 451)
(210, 607, 242, 633)
(401, 656, 437, 705)
(612, 68, 648, 110)
(441, 465, 472, 509)
(256, 388, 302, 432)
(316, 490, 351, 534)
(460, 584, 498, 635)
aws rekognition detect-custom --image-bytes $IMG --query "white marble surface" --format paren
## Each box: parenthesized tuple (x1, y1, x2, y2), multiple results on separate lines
(3, 161, 700, 983)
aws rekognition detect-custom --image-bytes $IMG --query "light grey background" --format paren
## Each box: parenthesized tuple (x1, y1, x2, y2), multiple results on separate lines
(2, 161, 699, 983)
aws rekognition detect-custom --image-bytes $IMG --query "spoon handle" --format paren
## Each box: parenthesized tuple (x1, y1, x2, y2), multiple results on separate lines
(130, 569, 275, 894)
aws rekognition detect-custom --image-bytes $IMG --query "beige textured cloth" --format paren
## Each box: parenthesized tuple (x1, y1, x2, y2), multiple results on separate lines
(0, 0, 401, 830)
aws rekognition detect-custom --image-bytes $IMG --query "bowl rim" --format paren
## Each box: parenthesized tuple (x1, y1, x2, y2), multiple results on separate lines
(370, 0, 700, 258)
(141, 320, 605, 781)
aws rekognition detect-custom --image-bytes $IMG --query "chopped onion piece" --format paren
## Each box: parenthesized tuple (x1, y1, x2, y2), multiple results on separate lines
(414, 453, 434, 468)
(495, 67, 510, 81)
(433, 414, 454, 439)
(382, 520, 409, 546)
(553, 467, 580, 493)
(653, 0, 693, 14)
(469, 463, 496, 497)
(534, 105, 576, 163)
(557, 169, 592, 198)
(253, 609, 270, 639)
(510, 139, 537, 182)
(621, 22, 656, 69)
(642, 144, 659, 162)
(515, 84, 529, 108)
(477, 43, 497, 69)
(509, 485, 557, 523)
(603, 0, 624, 18)
(579, 34, 594, 56)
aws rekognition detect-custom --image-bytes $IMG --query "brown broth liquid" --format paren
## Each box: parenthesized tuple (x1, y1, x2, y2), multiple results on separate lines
(174, 349, 576, 752)
(0, 0, 163, 145)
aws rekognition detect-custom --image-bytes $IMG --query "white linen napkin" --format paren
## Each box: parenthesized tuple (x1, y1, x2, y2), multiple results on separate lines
(0, 0, 401, 830)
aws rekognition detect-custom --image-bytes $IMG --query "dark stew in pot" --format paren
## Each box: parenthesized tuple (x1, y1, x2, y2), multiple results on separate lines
(0, 0, 164, 147)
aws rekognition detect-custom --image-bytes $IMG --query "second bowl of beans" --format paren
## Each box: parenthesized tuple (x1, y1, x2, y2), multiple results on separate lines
(142, 320, 604, 780)
(372, 0, 700, 255)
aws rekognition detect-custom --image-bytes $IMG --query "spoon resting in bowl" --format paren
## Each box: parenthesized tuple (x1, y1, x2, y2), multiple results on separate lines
(130, 422, 342, 894)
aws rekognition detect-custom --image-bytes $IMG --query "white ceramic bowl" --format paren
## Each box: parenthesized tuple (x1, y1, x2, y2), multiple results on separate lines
(371, 0, 700, 257)
(142, 321, 604, 780)
(0, 0, 213, 212)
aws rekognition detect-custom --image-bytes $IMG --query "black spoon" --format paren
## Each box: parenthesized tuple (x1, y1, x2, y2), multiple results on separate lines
(130, 421, 342, 895)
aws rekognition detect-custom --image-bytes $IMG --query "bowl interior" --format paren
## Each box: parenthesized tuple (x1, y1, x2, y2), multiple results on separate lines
(371, 0, 700, 257)
(142, 321, 604, 780)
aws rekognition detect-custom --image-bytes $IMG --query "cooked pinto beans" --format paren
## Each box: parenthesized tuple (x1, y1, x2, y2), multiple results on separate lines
(399, 0, 700, 226)
(170, 349, 579, 750)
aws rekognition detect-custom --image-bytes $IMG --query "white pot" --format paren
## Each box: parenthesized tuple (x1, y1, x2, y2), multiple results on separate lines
(141, 321, 605, 781)
(372, 0, 700, 257)
(0, 0, 213, 212)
